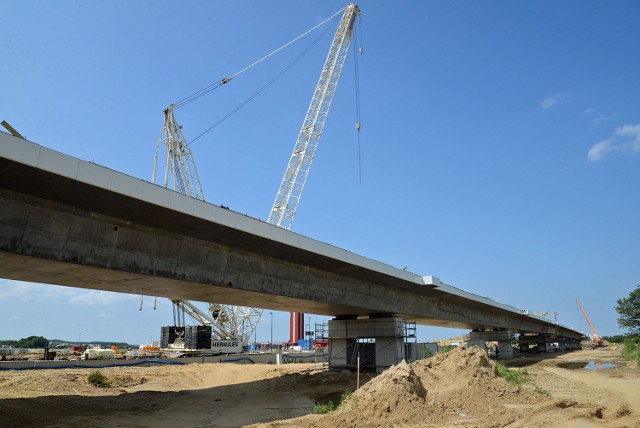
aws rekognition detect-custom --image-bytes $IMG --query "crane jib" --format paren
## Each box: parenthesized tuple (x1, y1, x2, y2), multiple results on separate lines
(268, 3, 361, 231)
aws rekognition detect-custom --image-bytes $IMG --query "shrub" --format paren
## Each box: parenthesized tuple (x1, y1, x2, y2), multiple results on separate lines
(313, 390, 355, 414)
(313, 401, 336, 414)
(602, 334, 639, 343)
(422, 348, 433, 359)
(438, 345, 454, 354)
(621, 338, 640, 366)
(496, 362, 526, 386)
(534, 385, 551, 397)
(338, 390, 356, 410)
(87, 370, 110, 388)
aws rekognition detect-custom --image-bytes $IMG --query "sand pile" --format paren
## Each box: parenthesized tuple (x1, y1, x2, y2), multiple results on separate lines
(348, 359, 427, 418)
(411, 345, 531, 416)
(308, 346, 548, 428)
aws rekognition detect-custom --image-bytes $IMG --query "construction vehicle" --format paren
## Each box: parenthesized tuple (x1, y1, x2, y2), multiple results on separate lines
(576, 299, 605, 347)
(151, 4, 361, 350)
(83, 347, 116, 360)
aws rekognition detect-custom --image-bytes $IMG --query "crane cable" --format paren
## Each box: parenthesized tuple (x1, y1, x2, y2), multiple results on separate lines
(227, 6, 346, 82)
(353, 16, 363, 184)
(189, 21, 335, 145)
(173, 5, 346, 111)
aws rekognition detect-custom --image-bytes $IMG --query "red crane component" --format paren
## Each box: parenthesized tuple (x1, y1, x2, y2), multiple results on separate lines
(289, 312, 305, 346)
(576, 299, 604, 347)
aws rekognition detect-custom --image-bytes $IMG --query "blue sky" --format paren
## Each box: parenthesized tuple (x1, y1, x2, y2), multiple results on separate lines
(1, 1, 639, 345)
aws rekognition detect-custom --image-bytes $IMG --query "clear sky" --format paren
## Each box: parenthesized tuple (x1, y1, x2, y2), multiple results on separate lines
(1, 1, 639, 345)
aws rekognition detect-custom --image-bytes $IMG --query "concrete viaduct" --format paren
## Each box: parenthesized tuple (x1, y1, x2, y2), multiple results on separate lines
(0, 132, 583, 369)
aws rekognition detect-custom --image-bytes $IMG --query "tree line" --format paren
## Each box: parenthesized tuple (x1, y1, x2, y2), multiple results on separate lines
(0, 336, 49, 348)
(0, 337, 137, 349)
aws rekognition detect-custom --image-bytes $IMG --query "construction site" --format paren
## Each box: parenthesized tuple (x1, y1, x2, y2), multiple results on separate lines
(1, 344, 639, 427)
(2, 1, 640, 427)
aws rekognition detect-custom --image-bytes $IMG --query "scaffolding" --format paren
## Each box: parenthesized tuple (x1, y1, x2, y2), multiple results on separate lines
(403, 321, 417, 361)
(315, 322, 329, 368)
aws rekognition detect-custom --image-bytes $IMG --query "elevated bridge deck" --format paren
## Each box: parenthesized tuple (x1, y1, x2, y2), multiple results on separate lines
(0, 132, 582, 339)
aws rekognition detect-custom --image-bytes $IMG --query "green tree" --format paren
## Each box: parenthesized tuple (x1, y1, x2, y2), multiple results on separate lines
(616, 286, 640, 335)
(15, 336, 49, 348)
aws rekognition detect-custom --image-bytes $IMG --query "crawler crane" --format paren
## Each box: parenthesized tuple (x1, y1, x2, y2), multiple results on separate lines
(152, 104, 262, 346)
(267, 3, 360, 345)
(150, 3, 361, 348)
(576, 299, 605, 347)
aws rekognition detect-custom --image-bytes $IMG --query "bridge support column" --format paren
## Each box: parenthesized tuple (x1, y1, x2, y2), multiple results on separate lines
(328, 316, 407, 372)
(468, 329, 514, 359)
(564, 337, 582, 350)
(519, 333, 577, 352)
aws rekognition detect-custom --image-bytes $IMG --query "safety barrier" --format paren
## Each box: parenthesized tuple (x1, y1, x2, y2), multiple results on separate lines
(0, 359, 185, 371)
(0, 352, 327, 371)
(221, 357, 255, 364)
(282, 353, 328, 363)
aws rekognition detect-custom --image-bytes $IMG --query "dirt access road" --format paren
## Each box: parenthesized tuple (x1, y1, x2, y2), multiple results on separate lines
(0, 346, 637, 427)
(504, 346, 640, 427)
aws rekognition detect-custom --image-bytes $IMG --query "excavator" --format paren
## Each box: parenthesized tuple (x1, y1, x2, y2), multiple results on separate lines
(576, 299, 606, 348)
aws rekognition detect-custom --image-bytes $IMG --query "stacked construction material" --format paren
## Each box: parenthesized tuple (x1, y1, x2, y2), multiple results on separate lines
(160, 326, 186, 348)
(185, 325, 212, 349)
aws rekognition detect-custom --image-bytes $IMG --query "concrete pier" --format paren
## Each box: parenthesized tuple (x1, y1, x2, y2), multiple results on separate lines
(328, 317, 407, 372)
(468, 329, 515, 358)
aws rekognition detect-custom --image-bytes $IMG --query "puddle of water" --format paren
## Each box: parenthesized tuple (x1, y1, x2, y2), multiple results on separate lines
(557, 361, 617, 370)
(584, 361, 617, 370)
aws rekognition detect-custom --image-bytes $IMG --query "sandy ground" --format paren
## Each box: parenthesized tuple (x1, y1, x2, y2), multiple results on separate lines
(504, 346, 640, 428)
(0, 346, 638, 428)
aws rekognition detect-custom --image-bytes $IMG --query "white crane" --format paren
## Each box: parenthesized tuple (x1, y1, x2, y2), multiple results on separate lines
(150, 3, 361, 347)
(267, 3, 360, 344)
(268, 3, 360, 229)
(152, 105, 262, 344)
(153, 104, 205, 200)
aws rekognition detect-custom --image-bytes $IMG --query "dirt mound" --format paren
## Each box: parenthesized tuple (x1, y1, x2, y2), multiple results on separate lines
(411, 345, 534, 416)
(304, 346, 548, 428)
(347, 359, 427, 418)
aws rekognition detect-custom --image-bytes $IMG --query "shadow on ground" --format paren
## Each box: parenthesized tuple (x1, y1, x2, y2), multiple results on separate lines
(0, 367, 372, 428)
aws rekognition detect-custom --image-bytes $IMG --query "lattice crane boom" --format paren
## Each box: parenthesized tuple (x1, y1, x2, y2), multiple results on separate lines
(268, 3, 360, 230)
(170, 300, 261, 343)
(153, 104, 205, 201)
(576, 299, 603, 345)
(150, 4, 360, 347)
(152, 105, 262, 344)
(266, 3, 360, 347)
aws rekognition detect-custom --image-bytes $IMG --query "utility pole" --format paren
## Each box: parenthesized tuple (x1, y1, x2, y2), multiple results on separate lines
(270, 312, 273, 352)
